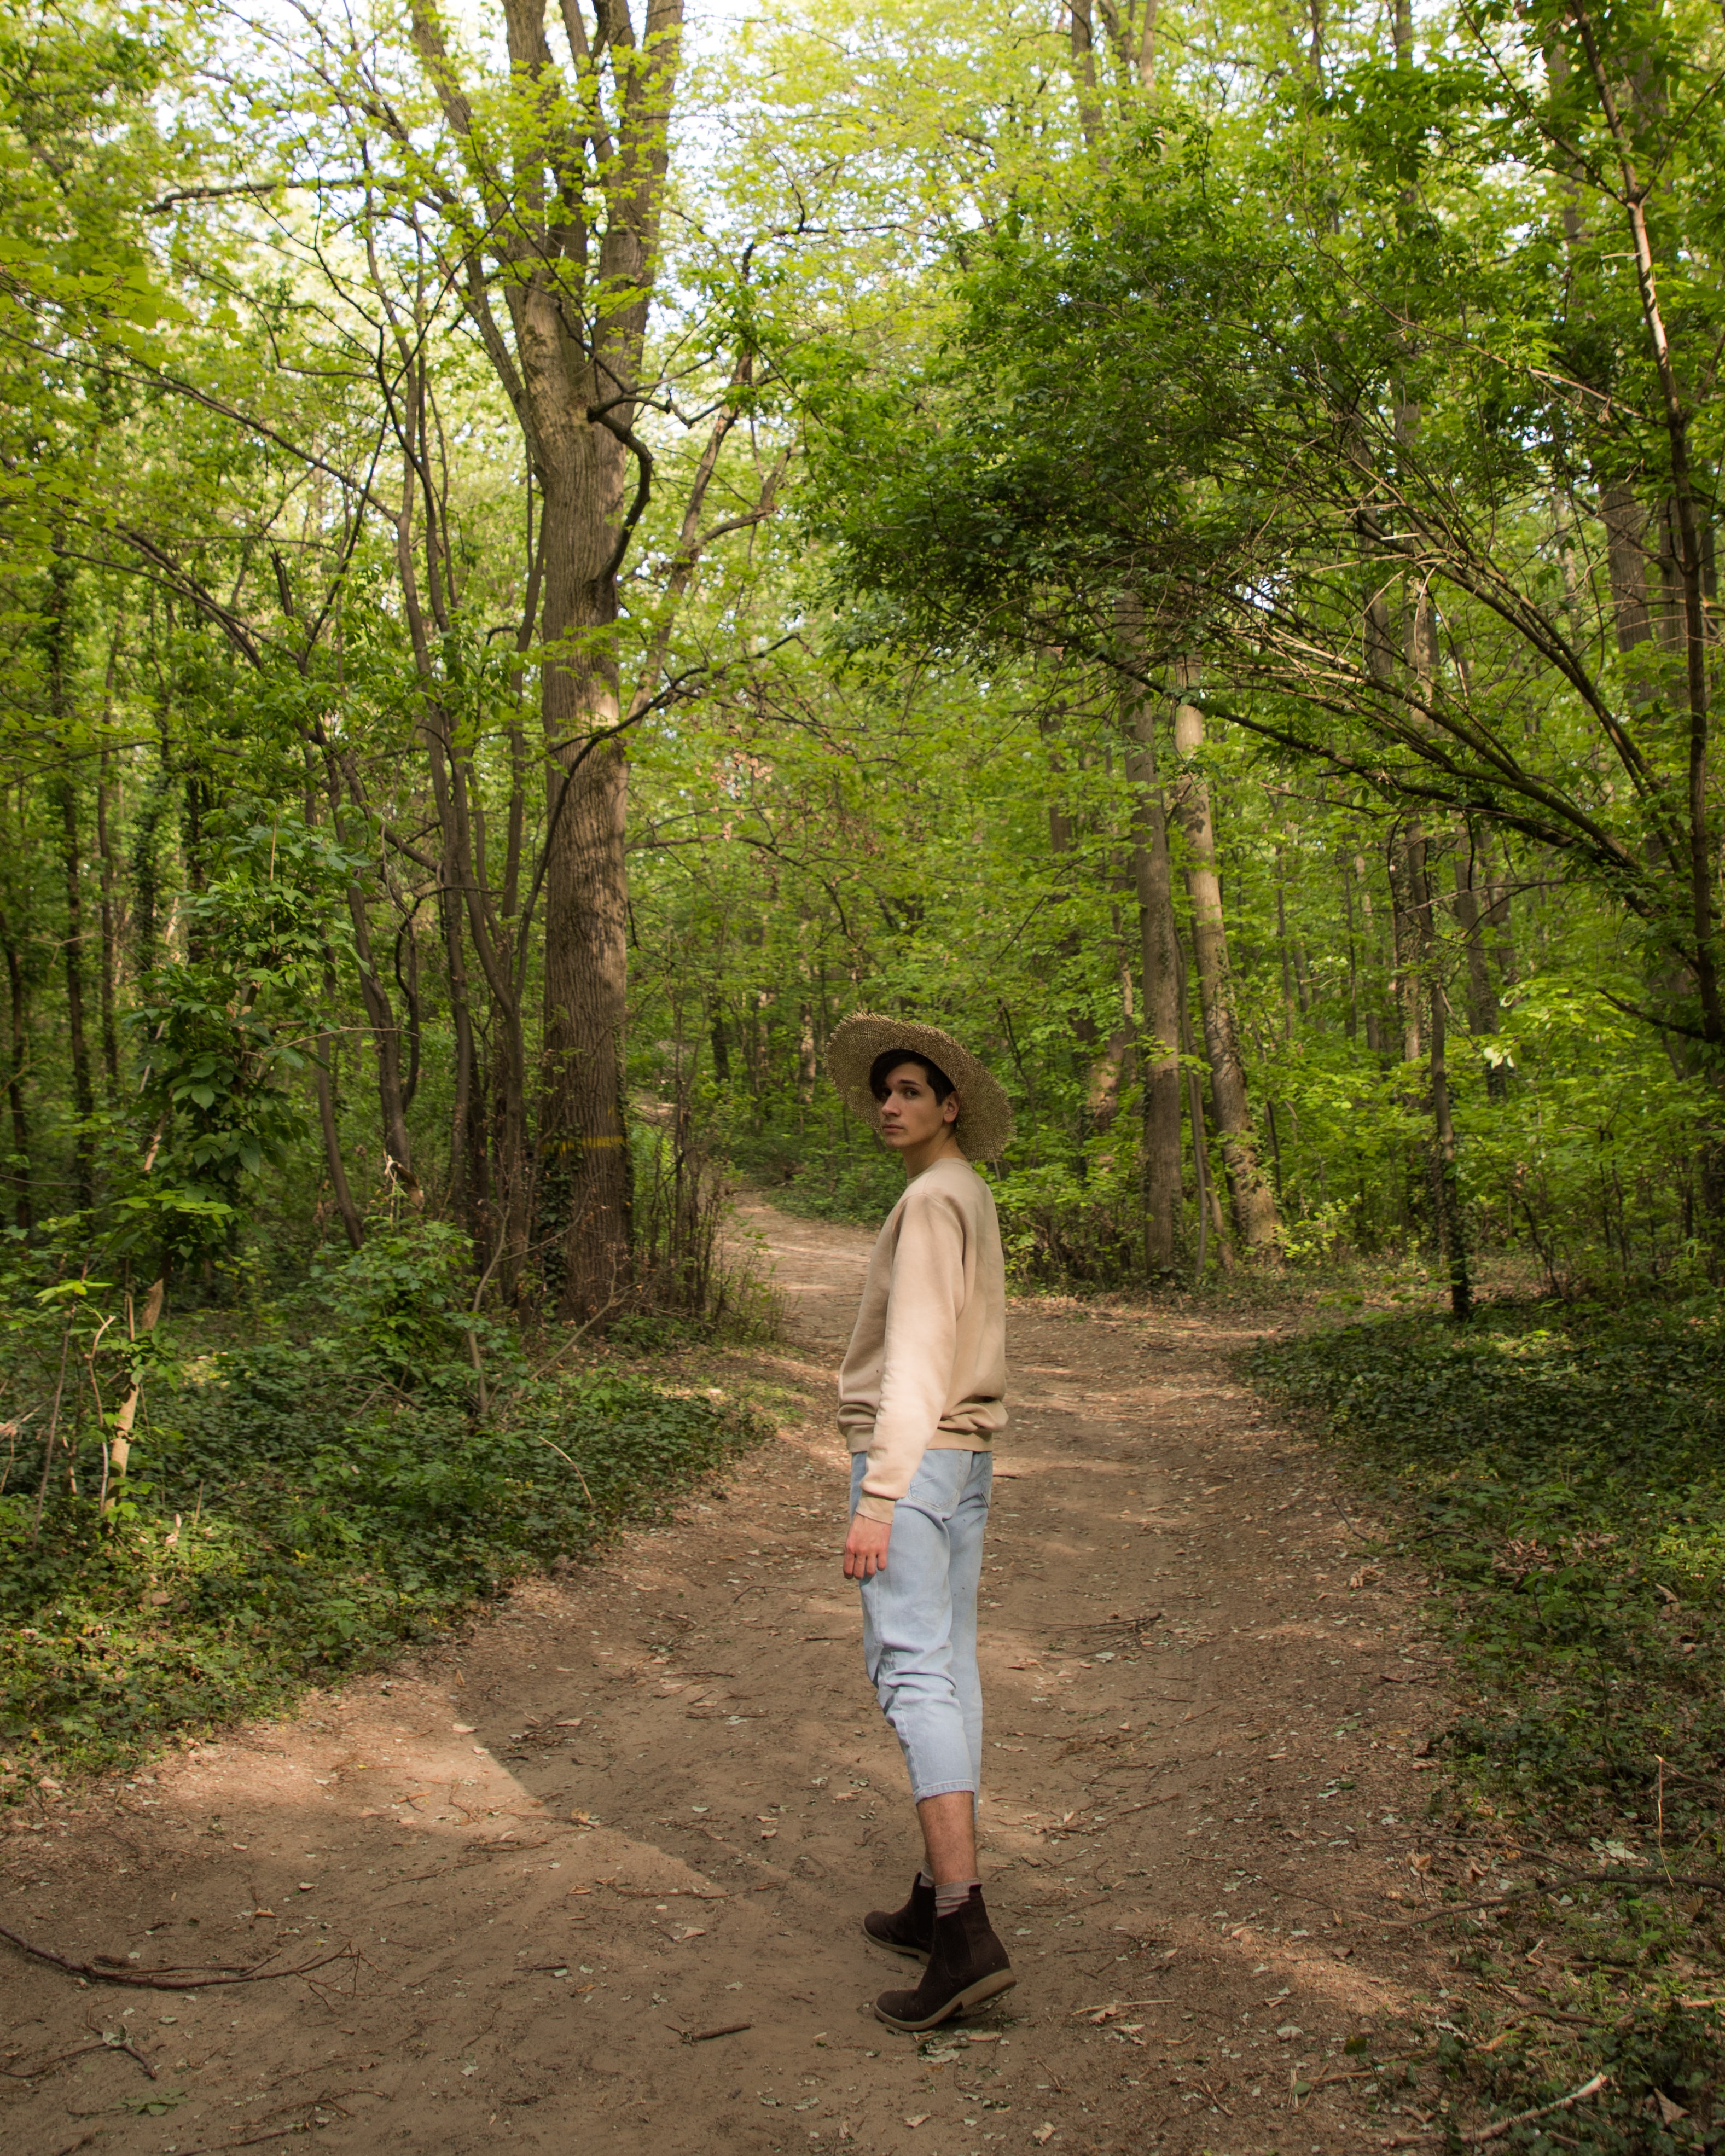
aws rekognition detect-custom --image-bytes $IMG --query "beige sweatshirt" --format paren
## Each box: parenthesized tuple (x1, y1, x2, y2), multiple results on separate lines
(838, 1155, 1008, 1523)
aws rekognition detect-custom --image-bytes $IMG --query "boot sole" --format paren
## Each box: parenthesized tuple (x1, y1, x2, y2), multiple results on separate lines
(861, 1921, 930, 1961)
(873, 1967, 1016, 2032)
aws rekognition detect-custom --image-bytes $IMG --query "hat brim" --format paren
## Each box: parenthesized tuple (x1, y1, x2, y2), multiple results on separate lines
(826, 1013, 1015, 1161)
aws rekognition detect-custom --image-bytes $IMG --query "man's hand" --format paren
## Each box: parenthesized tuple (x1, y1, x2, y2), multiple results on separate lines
(843, 1512, 891, 1581)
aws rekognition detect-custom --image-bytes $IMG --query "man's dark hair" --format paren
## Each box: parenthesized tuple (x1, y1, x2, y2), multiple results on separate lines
(869, 1048, 955, 1102)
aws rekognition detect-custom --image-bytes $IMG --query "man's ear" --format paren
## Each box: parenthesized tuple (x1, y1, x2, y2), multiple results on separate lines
(944, 1092, 960, 1125)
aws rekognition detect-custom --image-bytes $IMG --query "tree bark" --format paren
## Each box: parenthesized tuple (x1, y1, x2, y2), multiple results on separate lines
(1451, 838, 1504, 1099)
(1169, 697, 1280, 1255)
(1426, 926, 1471, 1320)
(54, 776, 93, 1177)
(0, 899, 29, 1234)
(1428, 957, 1470, 1320)
(316, 746, 417, 1195)
(409, 0, 684, 1318)
(1118, 597, 1182, 1271)
(314, 1016, 365, 1252)
(1097, 0, 1159, 90)
(96, 747, 121, 1094)
(1571, 0, 1723, 1051)
(1068, 0, 1105, 145)
(1478, 825, 1515, 987)
(1176, 925, 1232, 1271)
(1388, 829, 1425, 1064)
(45, 550, 93, 1204)
(348, 877, 417, 1193)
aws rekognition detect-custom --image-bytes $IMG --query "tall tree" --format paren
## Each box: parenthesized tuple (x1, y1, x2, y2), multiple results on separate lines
(396, 0, 687, 1314)
(1119, 601, 1183, 1269)
(1169, 696, 1280, 1253)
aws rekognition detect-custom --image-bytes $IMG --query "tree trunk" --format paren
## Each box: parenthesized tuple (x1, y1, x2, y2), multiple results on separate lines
(1477, 826, 1515, 988)
(406, 0, 684, 1321)
(1097, 0, 1159, 90)
(1274, 843, 1295, 1040)
(1451, 839, 1504, 1097)
(315, 1016, 365, 1252)
(1119, 598, 1181, 1272)
(1427, 946, 1471, 1320)
(1176, 927, 1232, 1272)
(1039, 705, 1097, 1068)
(1170, 696, 1280, 1255)
(96, 747, 121, 1094)
(314, 745, 417, 1195)
(1341, 851, 1360, 1039)
(54, 775, 94, 1189)
(1572, 1, 1724, 1057)
(45, 550, 94, 1204)
(1067, 0, 1104, 146)
(537, 536, 632, 1316)
(441, 879, 478, 1224)
(348, 880, 417, 1193)
(105, 1277, 165, 1510)
(1, 902, 29, 1234)
(798, 998, 818, 1102)
(1388, 828, 1425, 1064)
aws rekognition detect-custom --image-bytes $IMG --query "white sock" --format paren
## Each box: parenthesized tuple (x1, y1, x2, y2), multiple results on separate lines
(934, 1878, 979, 1918)
(917, 1870, 936, 1889)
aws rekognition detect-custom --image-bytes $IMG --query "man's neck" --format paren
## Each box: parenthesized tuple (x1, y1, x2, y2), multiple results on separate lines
(901, 1134, 965, 1181)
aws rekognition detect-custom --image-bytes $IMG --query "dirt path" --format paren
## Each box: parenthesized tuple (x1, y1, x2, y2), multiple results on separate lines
(2, 1203, 1463, 2156)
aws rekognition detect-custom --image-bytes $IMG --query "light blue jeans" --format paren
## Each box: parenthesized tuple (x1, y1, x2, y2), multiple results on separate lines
(851, 1448, 993, 1804)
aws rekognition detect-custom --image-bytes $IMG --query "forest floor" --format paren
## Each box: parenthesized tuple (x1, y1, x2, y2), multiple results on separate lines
(2, 1199, 1480, 2156)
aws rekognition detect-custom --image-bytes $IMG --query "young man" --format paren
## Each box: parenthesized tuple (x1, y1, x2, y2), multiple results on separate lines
(826, 1013, 1016, 2032)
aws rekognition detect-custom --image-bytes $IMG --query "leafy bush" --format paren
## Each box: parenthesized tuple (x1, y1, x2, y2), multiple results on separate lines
(1252, 1302, 1725, 1839)
(1254, 1301, 1725, 2148)
(0, 1225, 763, 1797)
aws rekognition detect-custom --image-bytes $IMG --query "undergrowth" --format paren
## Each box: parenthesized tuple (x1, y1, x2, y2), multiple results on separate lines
(1252, 1299, 1725, 2152)
(0, 1225, 766, 1798)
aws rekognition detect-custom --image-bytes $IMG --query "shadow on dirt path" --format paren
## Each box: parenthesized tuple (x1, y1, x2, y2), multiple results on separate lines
(2, 1200, 1462, 2155)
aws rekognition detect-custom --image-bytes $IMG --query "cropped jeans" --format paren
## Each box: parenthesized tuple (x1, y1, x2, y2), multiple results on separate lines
(851, 1447, 993, 1804)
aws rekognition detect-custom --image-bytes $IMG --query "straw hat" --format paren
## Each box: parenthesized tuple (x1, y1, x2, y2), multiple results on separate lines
(826, 1013, 1015, 1161)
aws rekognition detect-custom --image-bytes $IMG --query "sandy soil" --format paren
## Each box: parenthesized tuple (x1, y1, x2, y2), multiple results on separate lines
(1, 1199, 1476, 2156)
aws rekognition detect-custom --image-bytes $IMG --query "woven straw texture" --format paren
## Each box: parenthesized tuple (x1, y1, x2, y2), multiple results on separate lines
(826, 1013, 1014, 1161)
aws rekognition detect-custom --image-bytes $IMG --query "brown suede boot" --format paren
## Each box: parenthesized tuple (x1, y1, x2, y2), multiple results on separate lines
(862, 1874, 936, 1960)
(873, 1886, 1015, 2031)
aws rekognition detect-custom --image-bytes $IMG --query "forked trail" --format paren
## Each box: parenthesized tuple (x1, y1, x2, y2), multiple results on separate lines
(2, 1202, 1460, 2155)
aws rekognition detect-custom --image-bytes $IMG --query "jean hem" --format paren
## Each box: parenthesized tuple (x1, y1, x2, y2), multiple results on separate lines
(908, 1777, 978, 1803)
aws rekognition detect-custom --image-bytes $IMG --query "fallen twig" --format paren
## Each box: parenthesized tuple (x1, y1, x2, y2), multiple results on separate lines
(1491, 1986, 1617, 2029)
(1, 2036, 158, 2082)
(1543, 1860, 1725, 1893)
(153, 2131, 326, 2156)
(0, 1923, 354, 1993)
(1306, 2064, 1379, 2091)
(390, 1839, 559, 1883)
(1380, 1889, 1537, 1929)
(1047, 1609, 1164, 1646)
(1070, 1997, 1175, 2019)
(607, 1884, 728, 1900)
(1375, 2071, 1611, 2147)
(681, 2021, 751, 2044)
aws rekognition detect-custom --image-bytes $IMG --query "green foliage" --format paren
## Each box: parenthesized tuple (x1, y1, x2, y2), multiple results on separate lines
(1252, 1304, 1725, 1839)
(0, 1222, 764, 1795)
(123, 813, 361, 1253)
(1360, 1996, 1723, 2154)
(1254, 1298, 1725, 2145)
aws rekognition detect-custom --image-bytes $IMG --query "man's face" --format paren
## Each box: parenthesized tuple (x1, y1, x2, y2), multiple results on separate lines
(876, 1061, 959, 1151)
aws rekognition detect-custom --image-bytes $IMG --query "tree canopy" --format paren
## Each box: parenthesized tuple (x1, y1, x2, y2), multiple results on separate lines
(3, 0, 1723, 1376)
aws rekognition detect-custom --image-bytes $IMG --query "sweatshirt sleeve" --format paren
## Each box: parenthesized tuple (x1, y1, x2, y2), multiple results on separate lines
(853, 1183, 966, 1523)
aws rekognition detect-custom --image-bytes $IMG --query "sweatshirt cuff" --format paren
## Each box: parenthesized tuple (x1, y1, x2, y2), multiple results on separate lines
(853, 1494, 897, 1526)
